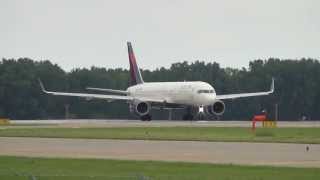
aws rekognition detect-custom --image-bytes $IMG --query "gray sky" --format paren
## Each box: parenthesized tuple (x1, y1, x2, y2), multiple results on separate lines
(1, 0, 319, 71)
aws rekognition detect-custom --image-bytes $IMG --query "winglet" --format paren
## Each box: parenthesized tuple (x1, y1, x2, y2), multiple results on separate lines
(270, 77, 275, 93)
(38, 78, 47, 93)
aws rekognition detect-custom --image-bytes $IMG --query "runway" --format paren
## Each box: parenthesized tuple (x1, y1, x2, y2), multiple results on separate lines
(8, 119, 320, 128)
(0, 137, 319, 168)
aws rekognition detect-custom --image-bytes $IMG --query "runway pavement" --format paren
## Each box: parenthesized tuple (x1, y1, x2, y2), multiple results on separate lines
(0, 137, 319, 168)
(8, 119, 320, 128)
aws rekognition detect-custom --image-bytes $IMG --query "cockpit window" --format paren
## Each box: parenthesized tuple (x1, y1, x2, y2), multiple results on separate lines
(198, 89, 215, 94)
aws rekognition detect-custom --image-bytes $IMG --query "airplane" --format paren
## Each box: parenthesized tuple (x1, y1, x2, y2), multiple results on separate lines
(39, 42, 274, 121)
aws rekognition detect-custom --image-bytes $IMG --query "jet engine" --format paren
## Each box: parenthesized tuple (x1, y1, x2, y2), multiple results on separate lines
(131, 100, 151, 116)
(205, 100, 225, 116)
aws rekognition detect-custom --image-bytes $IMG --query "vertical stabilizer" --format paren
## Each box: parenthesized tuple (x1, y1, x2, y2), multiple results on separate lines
(127, 42, 144, 86)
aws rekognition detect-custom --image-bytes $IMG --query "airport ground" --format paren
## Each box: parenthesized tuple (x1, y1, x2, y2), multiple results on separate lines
(8, 119, 320, 128)
(1, 120, 320, 144)
(1, 156, 320, 180)
(0, 120, 320, 179)
(0, 136, 320, 168)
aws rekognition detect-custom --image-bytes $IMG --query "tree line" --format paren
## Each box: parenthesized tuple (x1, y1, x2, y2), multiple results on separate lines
(0, 57, 319, 120)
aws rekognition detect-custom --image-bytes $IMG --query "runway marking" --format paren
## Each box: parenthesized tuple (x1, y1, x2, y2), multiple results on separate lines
(0, 137, 319, 168)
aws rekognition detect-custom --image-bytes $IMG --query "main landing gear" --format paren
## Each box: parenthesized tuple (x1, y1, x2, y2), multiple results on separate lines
(140, 114, 152, 121)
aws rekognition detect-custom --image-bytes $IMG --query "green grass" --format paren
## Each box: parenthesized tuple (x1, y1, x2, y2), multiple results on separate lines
(0, 156, 319, 180)
(1, 127, 320, 144)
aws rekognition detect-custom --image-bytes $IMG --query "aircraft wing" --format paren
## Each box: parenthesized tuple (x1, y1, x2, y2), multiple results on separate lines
(39, 79, 168, 103)
(216, 78, 274, 100)
(86, 87, 128, 95)
(39, 79, 133, 101)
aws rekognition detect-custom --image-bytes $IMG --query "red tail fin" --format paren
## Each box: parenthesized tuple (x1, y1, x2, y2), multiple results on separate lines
(128, 42, 144, 86)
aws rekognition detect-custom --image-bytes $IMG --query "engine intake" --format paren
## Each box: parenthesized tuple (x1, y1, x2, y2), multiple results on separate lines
(133, 101, 150, 116)
(205, 100, 225, 116)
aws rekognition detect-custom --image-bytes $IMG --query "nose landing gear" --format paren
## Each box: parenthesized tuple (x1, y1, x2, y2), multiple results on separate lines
(182, 106, 206, 120)
(196, 105, 205, 120)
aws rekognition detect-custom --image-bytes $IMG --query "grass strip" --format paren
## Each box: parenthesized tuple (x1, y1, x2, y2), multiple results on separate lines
(0, 156, 319, 180)
(0, 127, 320, 144)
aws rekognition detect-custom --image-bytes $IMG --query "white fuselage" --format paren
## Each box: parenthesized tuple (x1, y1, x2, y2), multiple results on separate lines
(127, 81, 217, 106)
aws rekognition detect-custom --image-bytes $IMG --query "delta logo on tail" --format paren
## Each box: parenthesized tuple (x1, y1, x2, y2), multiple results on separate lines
(127, 42, 144, 86)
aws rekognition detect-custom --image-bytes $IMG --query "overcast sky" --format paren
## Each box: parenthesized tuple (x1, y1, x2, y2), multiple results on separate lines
(1, 0, 319, 71)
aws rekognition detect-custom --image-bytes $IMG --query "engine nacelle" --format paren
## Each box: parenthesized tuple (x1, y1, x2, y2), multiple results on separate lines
(205, 100, 225, 116)
(131, 100, 151, 116)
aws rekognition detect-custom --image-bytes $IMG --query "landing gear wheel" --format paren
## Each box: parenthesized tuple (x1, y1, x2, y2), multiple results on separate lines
(140, 114, 152, 121)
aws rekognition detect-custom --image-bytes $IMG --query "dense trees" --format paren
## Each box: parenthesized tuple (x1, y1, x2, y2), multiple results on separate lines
(0, 58, 319, 120)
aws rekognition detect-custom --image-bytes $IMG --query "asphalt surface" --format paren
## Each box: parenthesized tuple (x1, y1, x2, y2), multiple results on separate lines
(7, 119, 320, 128)
(2, 120, 320, 168)
(0, 137, 319, 168)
